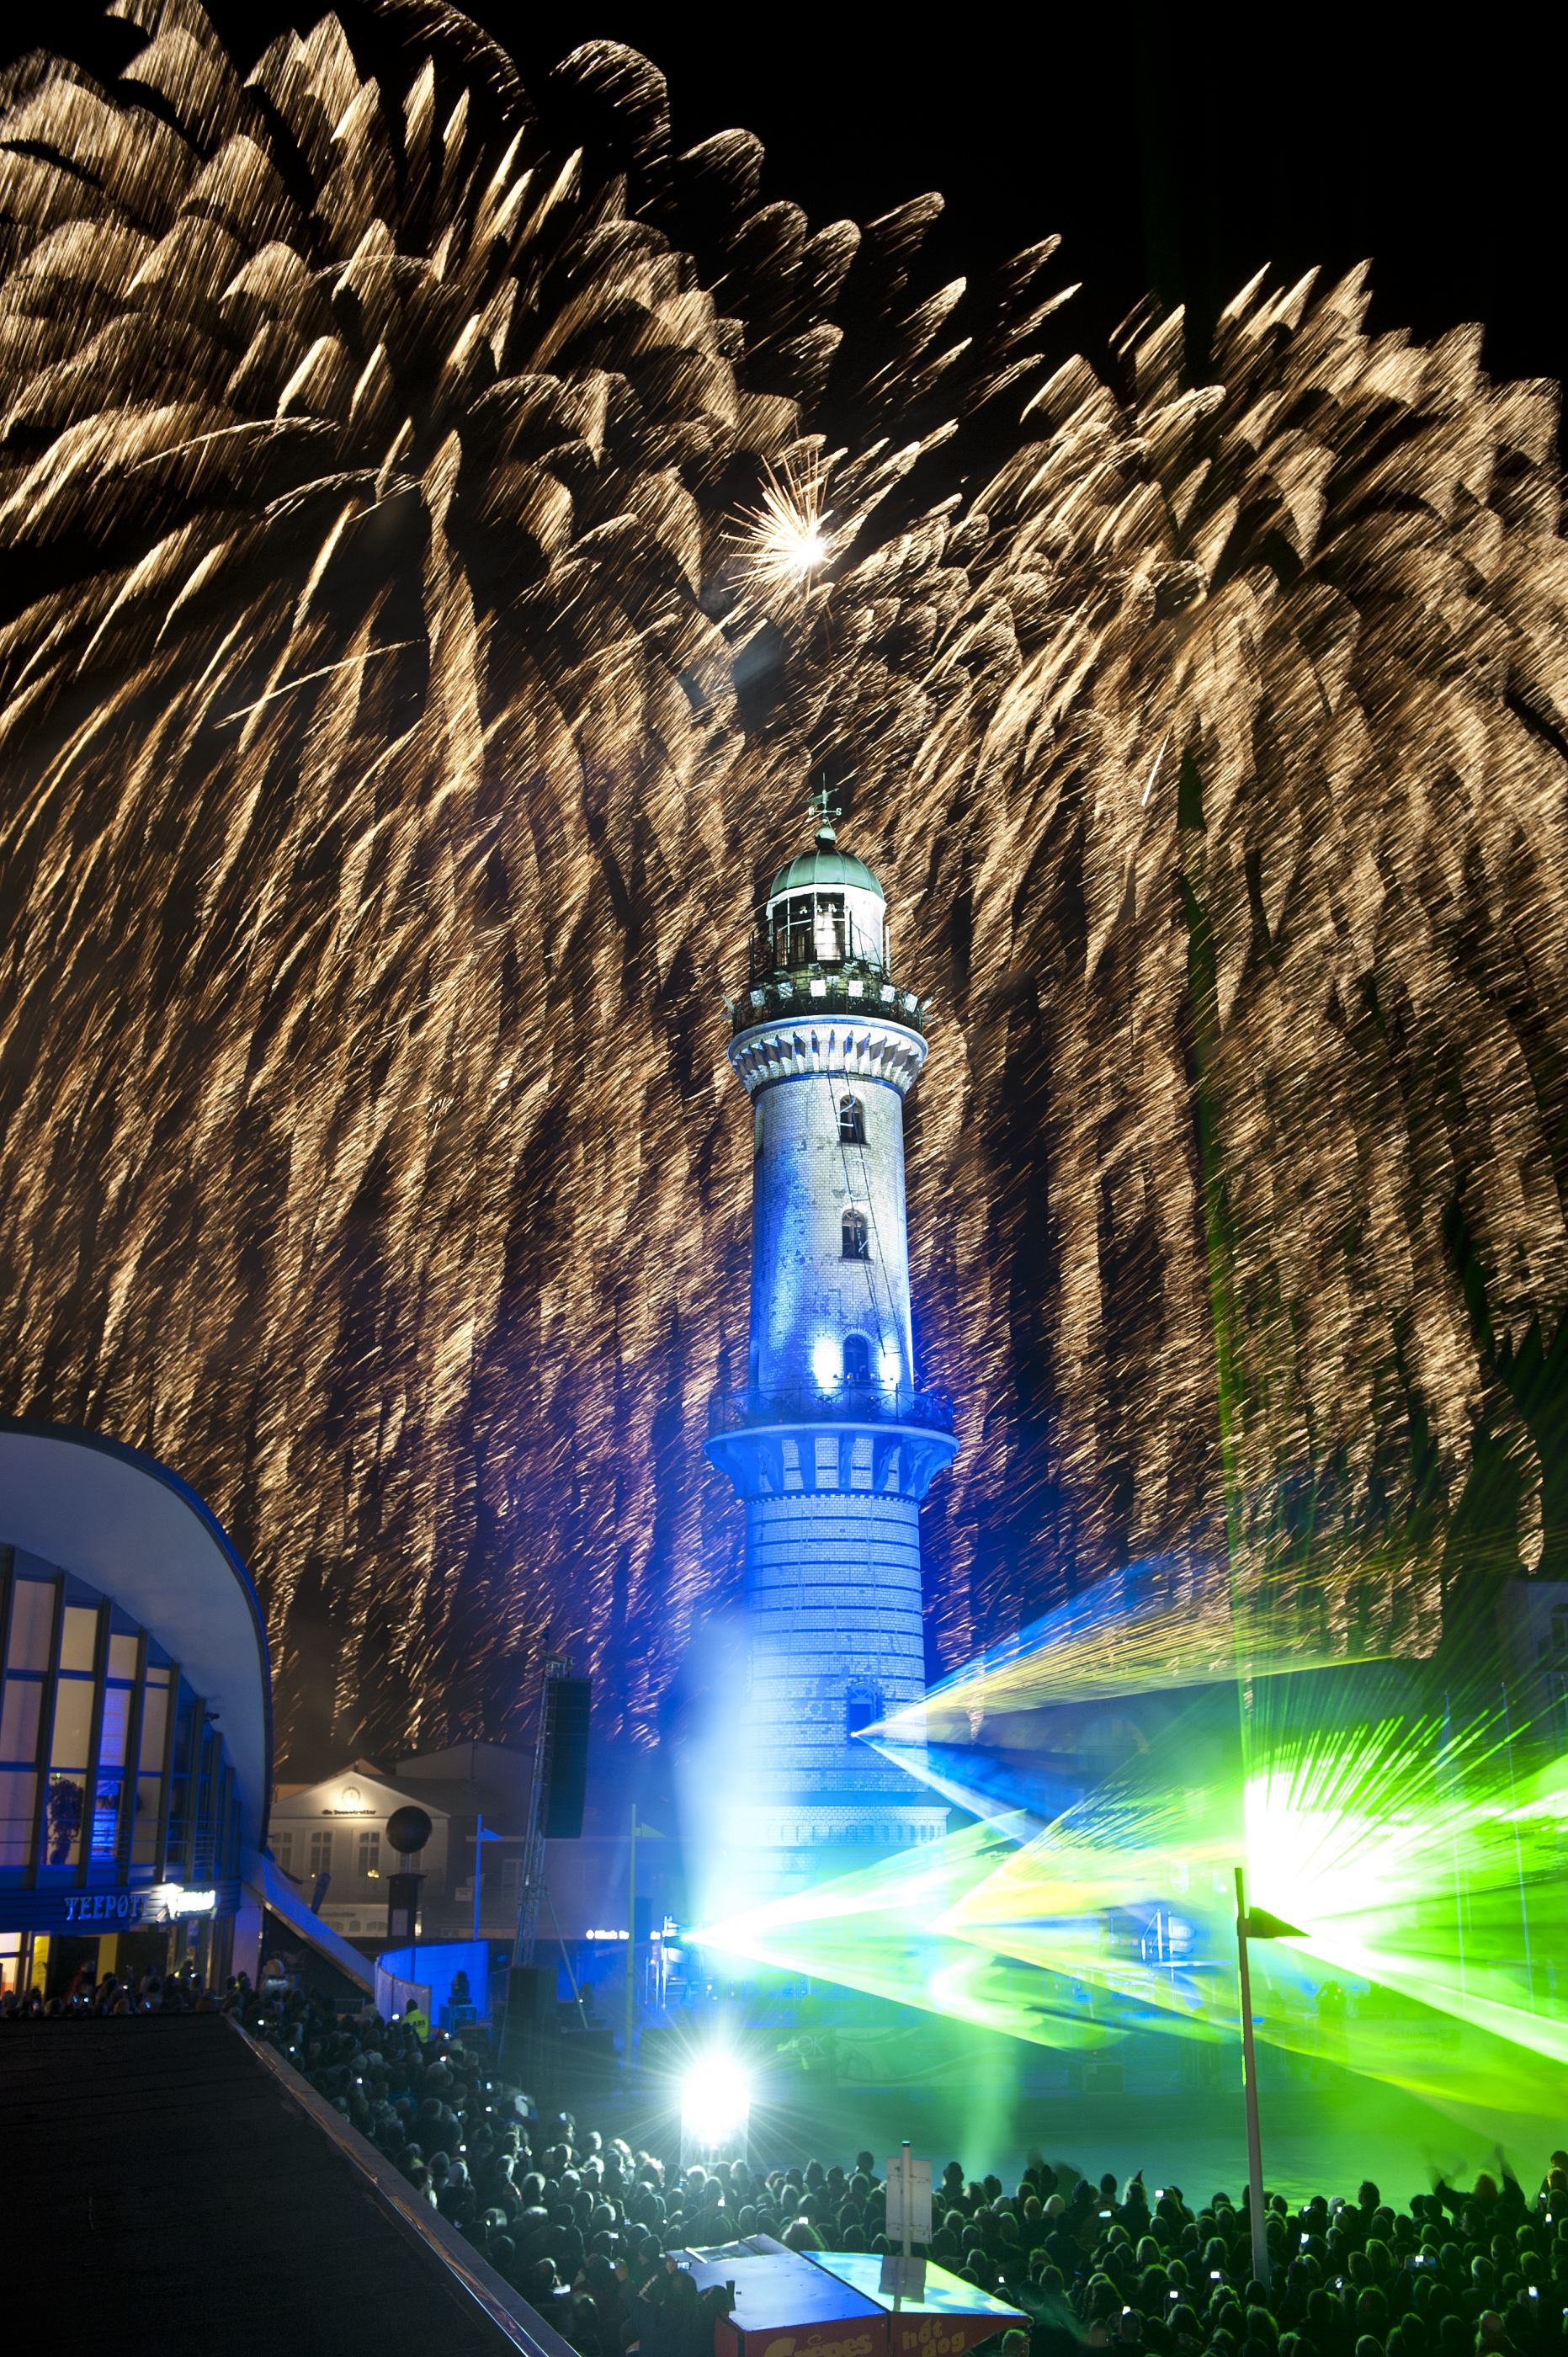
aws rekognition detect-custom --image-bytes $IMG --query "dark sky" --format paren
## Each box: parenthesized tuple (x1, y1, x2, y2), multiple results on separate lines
(16, 0, 1568, 405)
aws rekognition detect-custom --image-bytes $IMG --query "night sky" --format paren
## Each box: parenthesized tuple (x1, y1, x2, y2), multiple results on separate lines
(22, 0, 1567, 412)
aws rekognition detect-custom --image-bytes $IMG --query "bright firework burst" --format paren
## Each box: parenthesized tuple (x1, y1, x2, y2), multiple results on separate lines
(732, 449, 837, 599)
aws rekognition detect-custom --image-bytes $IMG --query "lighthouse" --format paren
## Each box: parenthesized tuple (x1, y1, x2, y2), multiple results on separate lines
(705, 796, 956, 1899)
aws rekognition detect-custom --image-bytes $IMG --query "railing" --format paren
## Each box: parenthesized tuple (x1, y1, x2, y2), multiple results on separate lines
(707, 1383, 957, 1436)
(729, 967, 929, 1040)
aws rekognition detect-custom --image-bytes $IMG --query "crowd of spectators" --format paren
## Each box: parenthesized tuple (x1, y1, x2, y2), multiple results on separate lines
(991, 2157, 1568, 2357)
(11, 1974, 1565, 2357)
(1, 1961, 221, 2014)
(233, 1991, 1568, 2357)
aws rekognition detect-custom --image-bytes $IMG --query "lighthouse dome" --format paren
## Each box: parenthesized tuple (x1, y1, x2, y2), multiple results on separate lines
(766, 840, 885, 904)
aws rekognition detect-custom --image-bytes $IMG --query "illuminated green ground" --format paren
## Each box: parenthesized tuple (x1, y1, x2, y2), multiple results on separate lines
(611, 2012, 1558, 2200)
(747, 2065, 1557, 2207)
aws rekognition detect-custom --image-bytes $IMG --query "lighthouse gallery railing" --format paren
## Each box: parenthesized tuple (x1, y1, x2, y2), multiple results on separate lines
(707, 1382, 957, 1436)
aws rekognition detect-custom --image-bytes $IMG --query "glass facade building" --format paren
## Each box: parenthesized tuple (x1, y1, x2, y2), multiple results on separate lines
(0, 1422, 268, 1999)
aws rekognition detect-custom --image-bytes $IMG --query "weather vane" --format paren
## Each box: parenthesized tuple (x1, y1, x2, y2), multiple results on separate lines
(807, 775, 843, 839)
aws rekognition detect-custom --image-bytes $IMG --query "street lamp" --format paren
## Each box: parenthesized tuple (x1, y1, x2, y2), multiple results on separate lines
(1234, 1865, 1302, 2285)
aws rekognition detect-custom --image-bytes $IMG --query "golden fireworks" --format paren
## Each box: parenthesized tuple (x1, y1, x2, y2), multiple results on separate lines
(0, 6, 1562, 1766)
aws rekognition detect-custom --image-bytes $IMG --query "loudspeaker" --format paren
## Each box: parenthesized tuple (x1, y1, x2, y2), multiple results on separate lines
(538, 1676, 591, 1838)
(386, 1873, 423, 1942)
(499, 1962, 555, 2086)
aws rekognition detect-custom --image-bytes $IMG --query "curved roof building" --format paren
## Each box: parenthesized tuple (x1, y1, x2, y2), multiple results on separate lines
(0, 1420, 366, 1998)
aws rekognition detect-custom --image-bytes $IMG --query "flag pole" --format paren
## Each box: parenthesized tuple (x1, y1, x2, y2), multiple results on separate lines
(1235, 1866, 1269, 2285)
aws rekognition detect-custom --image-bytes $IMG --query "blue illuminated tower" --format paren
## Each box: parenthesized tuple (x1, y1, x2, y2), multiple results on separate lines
(705, 800, 956, 1897)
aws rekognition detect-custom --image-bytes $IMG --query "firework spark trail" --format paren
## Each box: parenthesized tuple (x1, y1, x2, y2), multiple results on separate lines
(0, 3, 1564, 1763)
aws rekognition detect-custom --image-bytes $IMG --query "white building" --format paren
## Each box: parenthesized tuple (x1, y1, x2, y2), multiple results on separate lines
(705, 811, 955, 1897)
(270, 1742, 532, 1946)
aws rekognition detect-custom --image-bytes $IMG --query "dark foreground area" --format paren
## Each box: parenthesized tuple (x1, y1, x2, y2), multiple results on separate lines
(0, 2014, 557, 2354)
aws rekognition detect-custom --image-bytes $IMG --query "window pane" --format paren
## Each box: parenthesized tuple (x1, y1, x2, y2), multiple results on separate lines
(130, 1774, 162, 1865)
(5, 1581, 54, 1672)
(45, 1773, 84, 1865)
(59, 1606, 98, 1673)
(358, 1830, 380, 1878)
(173, 1689, 195, 1776)
(98, 1684, 131, 1769)
(138, 1684, 167, 1772)
(91, 1777, 122, 1863)
(50, 1679, 94, 1769)
(310, 1829, 333, 1876)
(0, 1770, 36, 1866)
(107, 1633, 139, 1681)
(167, 1774, 189, 1852)
(0, 1679, 42, 1764)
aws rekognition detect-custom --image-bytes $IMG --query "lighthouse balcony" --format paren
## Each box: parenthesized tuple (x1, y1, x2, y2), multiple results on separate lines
(707, 1381, 956, 1437)
(730, 966, 928, 1040)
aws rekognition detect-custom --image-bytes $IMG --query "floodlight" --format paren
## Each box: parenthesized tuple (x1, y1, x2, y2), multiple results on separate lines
(680, 2053, 751, 2169)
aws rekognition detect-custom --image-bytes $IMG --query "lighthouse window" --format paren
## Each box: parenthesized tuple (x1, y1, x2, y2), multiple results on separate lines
(842, 1207, 869, 1260)
(837, 1093, 864, 1145)
(846, 1687, 882, 1739)
(815, 894, 847, 964)
(842, 1334, 871, 1384)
